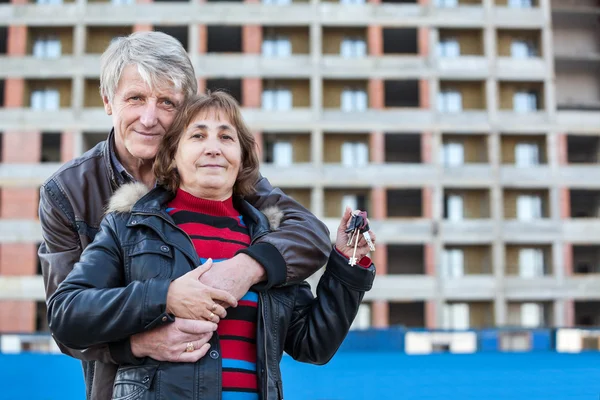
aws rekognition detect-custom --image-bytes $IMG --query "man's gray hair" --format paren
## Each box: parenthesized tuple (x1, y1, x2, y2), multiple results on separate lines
(100, 31, 197, 102)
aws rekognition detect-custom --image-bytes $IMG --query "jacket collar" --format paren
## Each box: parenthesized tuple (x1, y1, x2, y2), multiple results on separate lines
(102, 129, 120, 192)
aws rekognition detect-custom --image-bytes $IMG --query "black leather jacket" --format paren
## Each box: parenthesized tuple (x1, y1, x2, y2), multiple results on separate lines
(38, 132, 332, 400)
(48, 186, 375, 400)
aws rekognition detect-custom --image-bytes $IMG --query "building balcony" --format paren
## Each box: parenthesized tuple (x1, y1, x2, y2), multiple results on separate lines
(323, 218, 433, 244)
(496, 57, 547, 80)
(260, 164, 437, 188)
(437, 57, 490, 79)
(196, 55, 311, 78)
(563, 220, 600, 243)
(502, 220, 560, 242)
(442, 276, 496, 301)
(495, 111, 551, 129)
(504, 277, 560, 300)
(320, 56, 426, 79)
(492, 6, 546, 28)
(440, 220, 495, 243)
(441, 165, 494, 186)
(0, 163, 60, 188)
(0, 55, 100, 78)
(500, 166, 552, 187)
(0, 220, 42, 244)
(558, 167, 600, 188)
(430, 5, 486, 28)
(557, 111, 600, 133)
(365, 275, 434, 301)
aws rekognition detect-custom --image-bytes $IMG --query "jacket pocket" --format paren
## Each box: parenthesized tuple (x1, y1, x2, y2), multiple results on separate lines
(126, 240, 174, 280)
(112, 364, 159, 400)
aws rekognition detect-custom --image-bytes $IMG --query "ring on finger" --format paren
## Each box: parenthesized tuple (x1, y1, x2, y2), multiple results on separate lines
(211, 303, 218, 312)
(185, 342, 194, 353)
(209, 312, 215, 320)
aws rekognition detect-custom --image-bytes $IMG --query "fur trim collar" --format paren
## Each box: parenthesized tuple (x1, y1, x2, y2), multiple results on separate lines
(106, 182, 282, 230)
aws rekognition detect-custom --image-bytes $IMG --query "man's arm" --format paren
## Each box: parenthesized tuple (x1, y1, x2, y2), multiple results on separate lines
(244, 175, 331, 285)
(38, 183, 129, 364)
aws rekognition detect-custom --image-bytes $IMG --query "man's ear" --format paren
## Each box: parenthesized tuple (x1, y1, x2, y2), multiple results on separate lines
(102, 95, 112, 115)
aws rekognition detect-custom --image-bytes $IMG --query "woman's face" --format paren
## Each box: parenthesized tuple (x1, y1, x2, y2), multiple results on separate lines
(174, 109, 242, 200)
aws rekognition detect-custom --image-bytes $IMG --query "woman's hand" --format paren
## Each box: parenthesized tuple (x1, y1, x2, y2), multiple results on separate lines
(166, 259, 238, 323)
(335, 206, 376, 262)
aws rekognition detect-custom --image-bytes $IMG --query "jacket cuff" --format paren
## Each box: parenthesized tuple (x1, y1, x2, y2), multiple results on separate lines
(142, 278, 174, 330)
(237, 242, 286, 291)
(327, 249, 375, 292)
(109, 338, 145, 366)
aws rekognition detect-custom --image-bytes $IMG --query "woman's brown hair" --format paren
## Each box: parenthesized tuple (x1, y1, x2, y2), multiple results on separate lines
(153, 91, 260, 196)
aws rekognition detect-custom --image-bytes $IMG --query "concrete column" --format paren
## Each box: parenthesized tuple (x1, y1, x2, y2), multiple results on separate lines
(422, 186, 433, 219)
(421, 132, 433, 164)
(61, 131, 76, 162)
(311, 129, 323, 166)
(540, 0, 556, 117)
(371, 187, 387, 220)
(310, 23, 322, 113)
(310, 186, 324, 219)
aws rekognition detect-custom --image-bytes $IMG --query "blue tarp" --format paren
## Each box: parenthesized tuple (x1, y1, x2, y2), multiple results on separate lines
(2, 352, 600, 399)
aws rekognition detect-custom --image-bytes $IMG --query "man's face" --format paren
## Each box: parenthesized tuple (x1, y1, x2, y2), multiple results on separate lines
(103, 64, 185, 165)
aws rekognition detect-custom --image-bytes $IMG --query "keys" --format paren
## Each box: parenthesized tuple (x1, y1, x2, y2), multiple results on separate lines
(345, 210, 375, 266)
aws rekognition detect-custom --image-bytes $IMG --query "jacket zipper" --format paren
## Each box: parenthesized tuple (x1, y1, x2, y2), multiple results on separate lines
(259, 292, 269, 400)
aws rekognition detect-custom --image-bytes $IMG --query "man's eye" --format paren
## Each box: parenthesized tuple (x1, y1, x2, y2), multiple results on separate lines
(163, 100, 175, 106)
(129, 96, 141, 101)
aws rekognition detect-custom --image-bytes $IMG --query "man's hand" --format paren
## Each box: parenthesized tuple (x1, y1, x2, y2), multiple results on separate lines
(199, 253, 266, 303)
(130, 318, 218, 363)
(166, 259, 238, 321)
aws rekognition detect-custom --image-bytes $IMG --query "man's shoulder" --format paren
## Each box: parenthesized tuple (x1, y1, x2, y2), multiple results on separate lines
(42, 140, 108, 193)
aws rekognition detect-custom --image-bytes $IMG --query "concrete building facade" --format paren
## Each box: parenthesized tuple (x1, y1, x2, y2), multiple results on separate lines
(1, 0, 600, 333)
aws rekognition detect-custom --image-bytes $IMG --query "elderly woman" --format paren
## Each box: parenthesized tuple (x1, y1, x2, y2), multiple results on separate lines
(48, 92, 376, 400)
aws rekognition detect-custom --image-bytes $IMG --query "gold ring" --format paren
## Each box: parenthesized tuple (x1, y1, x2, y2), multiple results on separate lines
(185, 342, 194, 353)
(211, 303, 218, 312)
(209, 312, 215, 320)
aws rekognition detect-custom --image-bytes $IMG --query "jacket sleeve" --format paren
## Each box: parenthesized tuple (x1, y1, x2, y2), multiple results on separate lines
(47, 212, 173, 349)
(39, 183, 140, 365)
(283, 249, 375, 365)
(241, 175, 331, 287)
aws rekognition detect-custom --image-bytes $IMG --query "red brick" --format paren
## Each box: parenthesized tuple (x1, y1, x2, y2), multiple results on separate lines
(418, 27, 429, 56)
(242, 25, 262, 54)
(61, 132, 74, 163)
(368, 79, 384, 109)
(133, 25, 153, 32)
(1, 189, 39, 219)
(242, 78, 262, 108)
(564, 299, 574, 327)
(254, 131, 263, 161)
(0, 243, 38, 276)
(419, 79, 430, 109)
(563, 242, 573, 276)
(371, 187, 387, 219)
(3, 131, 41, 163)
(367, 26, 382, 56)
(560, 187, 570, 219)
(422, 186, 432, 218)
(7, 26, 26, 56)
(372, 301, 389, 328)
(198, 25, 207, 54)
(557, 133, 568, 165)
(4, 79, 25, 108)
(197, 78, 206, 95)
(0, 301, 36, 333)
(424, 243, 435, 276)
(373, 244, 387, 275)
(421, 131, 432, 163)
(369, 131, 385, 163)
(425, 300, 436, 329)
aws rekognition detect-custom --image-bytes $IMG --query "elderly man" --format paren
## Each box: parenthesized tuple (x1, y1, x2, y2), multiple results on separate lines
(39, 31, 331, 400)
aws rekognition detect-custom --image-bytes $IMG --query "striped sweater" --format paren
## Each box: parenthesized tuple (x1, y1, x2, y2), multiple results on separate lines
(167, 188, 259, 400)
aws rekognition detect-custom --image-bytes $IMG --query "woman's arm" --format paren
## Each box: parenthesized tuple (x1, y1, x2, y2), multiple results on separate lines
(284, 250, 375, 365)
(47, 214, 173, 350)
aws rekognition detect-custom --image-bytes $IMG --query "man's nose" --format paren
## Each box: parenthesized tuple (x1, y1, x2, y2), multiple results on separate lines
(139, 101, 158, 128)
